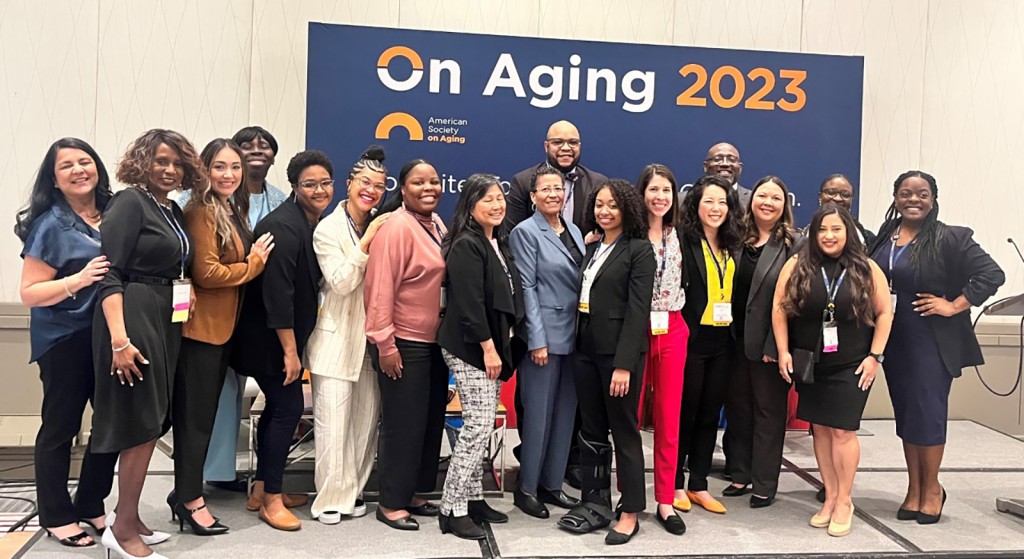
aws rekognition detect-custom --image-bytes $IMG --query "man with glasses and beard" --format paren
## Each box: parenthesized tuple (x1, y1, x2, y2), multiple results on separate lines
(506, 120, 608, 233)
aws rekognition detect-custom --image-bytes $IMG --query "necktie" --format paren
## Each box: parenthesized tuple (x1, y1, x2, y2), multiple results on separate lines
(563, 170, 579, 223)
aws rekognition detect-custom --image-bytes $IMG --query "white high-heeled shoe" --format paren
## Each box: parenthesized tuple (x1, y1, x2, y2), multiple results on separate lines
(100, 528, 168, 559)
(105, 511, 172, 546)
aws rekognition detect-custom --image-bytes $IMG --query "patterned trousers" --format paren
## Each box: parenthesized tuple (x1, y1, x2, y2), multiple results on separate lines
(441, 349, 501, 517)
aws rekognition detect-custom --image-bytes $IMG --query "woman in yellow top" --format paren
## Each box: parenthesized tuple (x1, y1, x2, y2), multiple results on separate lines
(674, 174, 744, 514)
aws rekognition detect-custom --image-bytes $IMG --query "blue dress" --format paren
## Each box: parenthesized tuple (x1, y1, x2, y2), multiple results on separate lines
(872, 242, 953, 446)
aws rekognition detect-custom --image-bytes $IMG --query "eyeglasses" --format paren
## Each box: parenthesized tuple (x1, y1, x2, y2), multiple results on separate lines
(535, 186, 566, 195)
(354, 176, 386, 193)
(705, 154, 739, 164)
(821, 188, 853, 200)
(546, 138, 581, 149)
(298, 179, 335, 191)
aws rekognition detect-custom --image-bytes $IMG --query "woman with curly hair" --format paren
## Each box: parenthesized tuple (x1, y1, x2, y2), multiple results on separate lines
(868, 172, 1003, 524)
(773, 203, 892, 537)
(93, 129, 202, 559)
(674, 174, 743, 515)
(557, 179, 654, 546)
(16, 138, 117, 548)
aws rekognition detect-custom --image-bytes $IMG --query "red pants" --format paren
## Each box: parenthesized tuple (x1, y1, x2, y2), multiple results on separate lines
(638, 311, 689, 505)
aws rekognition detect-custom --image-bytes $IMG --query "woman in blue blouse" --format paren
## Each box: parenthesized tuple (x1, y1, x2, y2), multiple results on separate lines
(16, 138, 118, 548)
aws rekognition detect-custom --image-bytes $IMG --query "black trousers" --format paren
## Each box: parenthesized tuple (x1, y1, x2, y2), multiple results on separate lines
(724, 348, 791, 497)
(371, 338, 448, 509)
(676, 327, 731, 492)
(248, 370, 304, 495)
(172, 338, 230, 502)
(35, 329, 117, 527)
(573, 351, 646, 513)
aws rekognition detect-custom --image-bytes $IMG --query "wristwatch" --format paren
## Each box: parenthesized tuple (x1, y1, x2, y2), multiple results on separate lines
(868, 352, 885, 363)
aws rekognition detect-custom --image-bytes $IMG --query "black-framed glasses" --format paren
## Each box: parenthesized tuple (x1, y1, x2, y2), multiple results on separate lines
(821, 188, 853, 200)
(546, 138, 581, 148)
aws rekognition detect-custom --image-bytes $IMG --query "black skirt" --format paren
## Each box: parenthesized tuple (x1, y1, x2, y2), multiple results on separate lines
(795, 362, 870, 431)
(91, 282, 181, 454)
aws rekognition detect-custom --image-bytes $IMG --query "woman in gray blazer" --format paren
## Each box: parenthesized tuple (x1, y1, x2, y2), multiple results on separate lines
(508, 165, 585, 520)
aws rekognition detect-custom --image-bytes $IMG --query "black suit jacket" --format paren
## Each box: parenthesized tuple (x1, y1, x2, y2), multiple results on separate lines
(436, 232, 527, 381)
(505, 162, 608, 234)
(232, 199, 322, 377)
(733, 236, 792, 361)
(867, 224, 1004, 377)
(577, 237, 655, 373)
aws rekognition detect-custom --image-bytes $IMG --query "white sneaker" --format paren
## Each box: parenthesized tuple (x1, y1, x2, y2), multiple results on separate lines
(318, 510, 342, 525)
(350, 499, 367, 518)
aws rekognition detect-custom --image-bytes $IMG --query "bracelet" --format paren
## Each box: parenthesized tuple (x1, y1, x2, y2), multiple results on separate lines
(63, 276, 76, 300)
(112, 338, 131, 352)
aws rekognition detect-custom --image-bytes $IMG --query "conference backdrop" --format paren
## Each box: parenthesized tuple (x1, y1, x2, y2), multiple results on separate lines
(307, 23, 863, 225)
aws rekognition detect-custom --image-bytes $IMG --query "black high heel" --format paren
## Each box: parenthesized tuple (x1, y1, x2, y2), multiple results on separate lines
(80, 517, 106, 535)
(916, 488, 947, 525)
(170, 502, 230, 536)
(46, 529, 96, 548)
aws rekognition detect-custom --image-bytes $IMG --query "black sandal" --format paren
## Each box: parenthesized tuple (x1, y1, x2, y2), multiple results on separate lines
(47, 530, 95, 547)
(557, 503, 613, 534)
(80, 517, 106, 535)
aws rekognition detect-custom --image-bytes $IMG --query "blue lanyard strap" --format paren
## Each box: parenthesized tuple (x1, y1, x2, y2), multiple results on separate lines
(417, 218, 444, 249)
(652, 232, 668, 294)
(343, 202, 364, 241)
(145, 190, 189, 279)
(821, 265, 847, 320)
(587, 237, 619, 271)
(888, 238, 911, 291)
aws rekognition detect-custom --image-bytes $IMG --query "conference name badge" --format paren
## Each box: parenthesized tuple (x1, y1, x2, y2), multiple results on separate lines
(712, 302, 732, 326)
(822, 320, 839, 353)
(172, 279, 192, 323)
(650, 311, 669, 335)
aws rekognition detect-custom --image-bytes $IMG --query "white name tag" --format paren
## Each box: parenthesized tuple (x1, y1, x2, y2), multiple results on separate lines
(712, 302, 732, 325)
(172, 279, 192, 323)
(650, 311, 669, 335)
(440, 286, 448, 311)
(891, 292, 898, 312)
(822, 321, 839, 353)
(579, 271, 594, 313)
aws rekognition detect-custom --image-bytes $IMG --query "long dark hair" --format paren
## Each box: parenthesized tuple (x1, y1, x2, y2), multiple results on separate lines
(582, 179, 648, 240)
(742, 175, 795, 247)
(874, 170, 944, 266)
(679, 174, 743, 252)
(190, 139, 253, 248)
(783, 203, 876, 326)
(635, 163, 680, 228)
(15, 138, 112, 242)
(443, 173, 506, 258)
(378, 158, 432, 215)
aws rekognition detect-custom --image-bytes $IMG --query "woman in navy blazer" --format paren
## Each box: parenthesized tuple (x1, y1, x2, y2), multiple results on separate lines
(557, 179, 654, 546)
(508, 165, 586, 520)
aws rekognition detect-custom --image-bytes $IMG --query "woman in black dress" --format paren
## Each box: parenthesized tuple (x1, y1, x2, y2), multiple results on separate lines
(772, 203, 892, 538)
(868, 171, 1003, 524)
(93, 129, 201, 559)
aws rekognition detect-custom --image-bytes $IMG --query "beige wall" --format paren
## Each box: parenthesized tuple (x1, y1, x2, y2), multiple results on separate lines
(2, 0, 1023, 433)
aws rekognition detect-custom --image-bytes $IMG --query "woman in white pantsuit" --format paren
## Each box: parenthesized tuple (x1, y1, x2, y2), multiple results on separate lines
(304, 146, 391, 524)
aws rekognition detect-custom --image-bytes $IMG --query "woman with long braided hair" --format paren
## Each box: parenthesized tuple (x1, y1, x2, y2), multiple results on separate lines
(868, 171, 1004, 525)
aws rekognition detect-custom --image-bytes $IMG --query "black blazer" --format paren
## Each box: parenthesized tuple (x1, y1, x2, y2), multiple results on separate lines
(681, 235, 740, 330)
(505, 162, 608, 233)
(732, 236, 792, 361)
(577, 237, 655, 373)
(867, 224, 1004, 377)
(232, 199, 322, 377)
(436, 232, 527, 381)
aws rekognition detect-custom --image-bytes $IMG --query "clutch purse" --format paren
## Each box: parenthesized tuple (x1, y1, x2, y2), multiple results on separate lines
(791, 348, 817, 384)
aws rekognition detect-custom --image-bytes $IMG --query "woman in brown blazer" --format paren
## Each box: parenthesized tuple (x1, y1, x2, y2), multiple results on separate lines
(169, 138, 274, 535)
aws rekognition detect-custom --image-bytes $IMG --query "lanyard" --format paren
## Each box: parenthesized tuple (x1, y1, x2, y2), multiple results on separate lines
(704, 239, 728, 290)
(563, 172, 576, 212)
(492, 241, 515, 295)
(887, 238, 912, 292)
(145, 190, 190, 279)
(417, 217, 444, 249)
(652, 232, 668, 294)
(821, 265, 847, 321)
(343, 201, 363, 241)
(586, 237, 619, 271)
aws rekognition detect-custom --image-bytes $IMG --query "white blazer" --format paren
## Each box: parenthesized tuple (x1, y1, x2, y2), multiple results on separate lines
(304, 205, 369, 381)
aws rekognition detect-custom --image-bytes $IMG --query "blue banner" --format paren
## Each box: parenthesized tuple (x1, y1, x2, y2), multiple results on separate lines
(307, 24, 863, 224)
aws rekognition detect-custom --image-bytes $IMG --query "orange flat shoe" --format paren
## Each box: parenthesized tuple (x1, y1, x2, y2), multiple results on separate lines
(247, 481, 308, 511)
(685, 490, 727, 514)
(259, 505, 301, 531)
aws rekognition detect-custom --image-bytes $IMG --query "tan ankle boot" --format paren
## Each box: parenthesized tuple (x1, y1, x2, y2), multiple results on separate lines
(247, 480, 308, 511)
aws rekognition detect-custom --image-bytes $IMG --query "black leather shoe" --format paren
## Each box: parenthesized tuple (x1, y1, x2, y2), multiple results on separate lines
(407, 502, 440, 516)
(604, 522, 640, 545)
(916, 488, 946, 525)
(896, 507, 918, 520)
(750, 495, 774, 508)
(206, 478, 248, 493)
(375, 508, 419, 531)
(171, 502, 230, 536)
(468, 500, 508, 524)
(538, 487, 581, 509)
(816, 487, 826, 503)
(722, 484, 751, 497)
(514, 489, 550, 519)
(655, 509, 686, 535)
(439, 513, 485, 540)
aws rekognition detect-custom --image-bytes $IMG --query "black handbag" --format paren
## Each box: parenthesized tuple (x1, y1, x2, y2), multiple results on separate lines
(790, 348, 817, 384)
